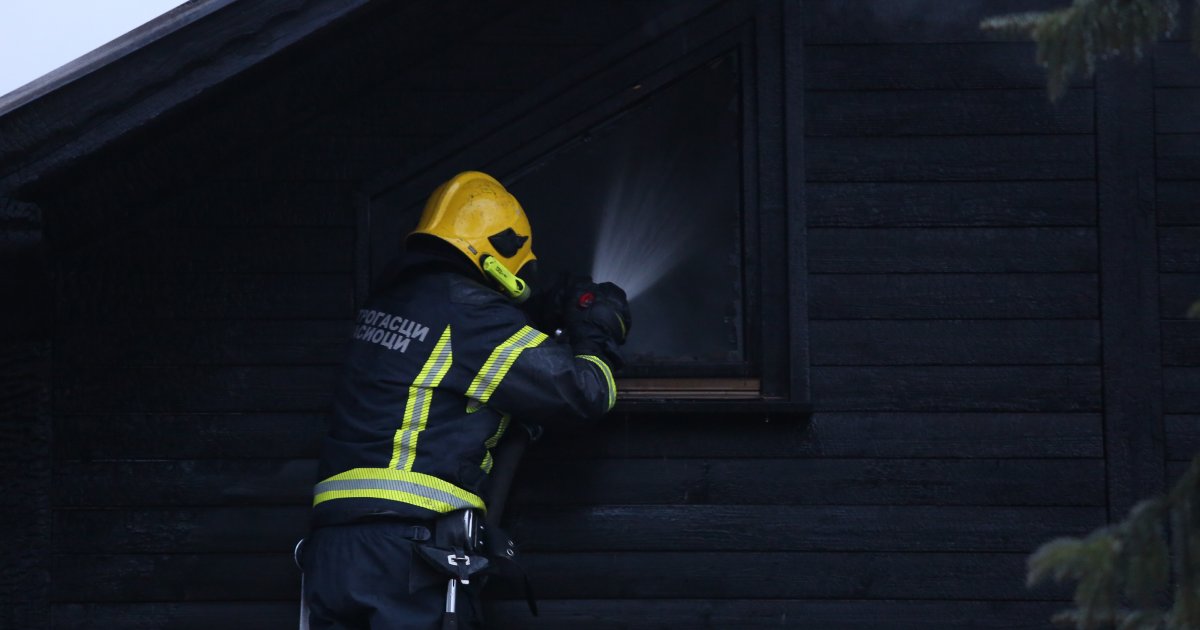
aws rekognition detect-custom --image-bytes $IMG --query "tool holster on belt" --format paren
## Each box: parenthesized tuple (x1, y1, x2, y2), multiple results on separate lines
(414, 510, 490, 630)
(414, 509, 538, 629)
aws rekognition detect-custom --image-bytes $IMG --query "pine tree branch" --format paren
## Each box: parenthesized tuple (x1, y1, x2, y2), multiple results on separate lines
(981, 0, 1180, 100)
(1028, 455, 1200, 629)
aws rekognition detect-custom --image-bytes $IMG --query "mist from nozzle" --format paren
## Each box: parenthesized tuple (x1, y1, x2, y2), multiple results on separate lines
(589, 163, 695, 301)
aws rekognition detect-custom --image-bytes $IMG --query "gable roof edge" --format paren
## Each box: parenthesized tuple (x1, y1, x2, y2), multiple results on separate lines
(0, 0, 370, 199)
(0, 0, 238, 118)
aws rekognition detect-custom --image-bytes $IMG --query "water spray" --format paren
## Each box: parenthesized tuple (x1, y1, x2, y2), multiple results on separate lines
(589, 160, 696, 301)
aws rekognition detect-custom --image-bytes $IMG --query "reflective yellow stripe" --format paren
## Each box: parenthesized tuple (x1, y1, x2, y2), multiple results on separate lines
(481, 414, 511, 473)
(312, 467, 485, 513)
(389, 326, 453, 470)
(466, 326, 547, 405)
(577, 354, 616, 411)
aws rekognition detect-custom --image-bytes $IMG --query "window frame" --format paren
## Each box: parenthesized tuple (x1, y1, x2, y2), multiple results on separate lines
(361, 0, 808, 410)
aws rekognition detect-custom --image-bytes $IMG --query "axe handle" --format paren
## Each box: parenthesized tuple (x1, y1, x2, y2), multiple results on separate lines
(484, 425, 534, 528)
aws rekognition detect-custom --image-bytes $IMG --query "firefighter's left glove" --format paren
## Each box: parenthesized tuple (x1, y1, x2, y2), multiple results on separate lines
(563, 281, 631, 369)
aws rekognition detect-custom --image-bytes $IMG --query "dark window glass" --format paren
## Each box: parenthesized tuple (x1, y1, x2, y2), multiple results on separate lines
(507, 54, 742, 375)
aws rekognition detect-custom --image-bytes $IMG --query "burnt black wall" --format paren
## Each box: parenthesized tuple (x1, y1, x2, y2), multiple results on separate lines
(7, 0, 1192, 628)
(1159, 38, 1200, 485)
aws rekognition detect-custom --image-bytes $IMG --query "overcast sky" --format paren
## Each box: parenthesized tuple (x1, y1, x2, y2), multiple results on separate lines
(0, 1, 185, 98)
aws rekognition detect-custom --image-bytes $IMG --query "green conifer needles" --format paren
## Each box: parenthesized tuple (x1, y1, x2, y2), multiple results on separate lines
(981, 0, 1189, 101)
(1027, 455, 1200, 629)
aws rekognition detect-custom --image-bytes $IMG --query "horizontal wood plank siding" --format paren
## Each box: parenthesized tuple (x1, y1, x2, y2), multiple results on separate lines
(33, 0, 1172, 627)
(1158, 33, 1200, 499)
(55, 411, 1103, 461)
(799, 2, 1103, 628)
(52, 600, 1066, 630)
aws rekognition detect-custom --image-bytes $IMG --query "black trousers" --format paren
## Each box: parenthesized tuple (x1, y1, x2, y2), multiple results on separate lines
(302, 521, 481, 630)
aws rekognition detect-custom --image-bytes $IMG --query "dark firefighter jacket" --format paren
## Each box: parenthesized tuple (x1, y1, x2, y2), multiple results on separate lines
(311, 255, 616, 527)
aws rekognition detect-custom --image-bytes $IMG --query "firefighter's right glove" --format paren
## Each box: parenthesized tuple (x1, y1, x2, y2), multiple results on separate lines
(562, 281, 632, 369)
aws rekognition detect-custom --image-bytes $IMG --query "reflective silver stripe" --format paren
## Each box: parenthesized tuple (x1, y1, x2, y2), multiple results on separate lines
(312, 468, 486, 513)
(577, 354, 617, 410)
(314, 478, 475, 510)
(465, 326, 546, 403)
(390, 326, 453, 471)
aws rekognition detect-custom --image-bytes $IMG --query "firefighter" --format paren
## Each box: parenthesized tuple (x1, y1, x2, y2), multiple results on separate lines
(299, 171, 630, 629)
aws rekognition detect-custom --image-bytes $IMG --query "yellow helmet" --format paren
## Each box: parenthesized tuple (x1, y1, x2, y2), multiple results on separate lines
(408, 171, 536, 301)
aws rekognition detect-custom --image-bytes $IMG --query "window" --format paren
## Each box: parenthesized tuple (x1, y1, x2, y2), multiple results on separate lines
(506, 55, 743, 379)
(364, 2, 808, 410)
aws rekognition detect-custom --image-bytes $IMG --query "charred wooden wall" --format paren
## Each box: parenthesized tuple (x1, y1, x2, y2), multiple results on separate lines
(1160, 33, 1200, 490)
(40, 2, 668, 627)
(6, 0, 1191, 628)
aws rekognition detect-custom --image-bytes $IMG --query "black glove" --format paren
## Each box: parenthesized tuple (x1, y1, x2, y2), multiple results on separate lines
(520, 272, 576, 332)
(562, 280, 632, 369)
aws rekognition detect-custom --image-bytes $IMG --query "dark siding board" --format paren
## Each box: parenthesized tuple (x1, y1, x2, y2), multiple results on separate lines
(56, 320, 351, 367)
(512, 505, 1105, 553)
(302, 89, 520, 137)
(806, 44, 1078, 91)
(1161, 274, 1200, 319)
(807, 89, 1093, 136)
(808, 228, 1097, 273)
(1166, 368, 1200, 413)
(54, 413, 324, 461)
(786, 413, 1102, 459)
(53, 602, 297, 628)
(1156, 88, 1200, 132)
(807, 181, 1097, 227)
(1157, 134, 1200, 180)
(811, 366, 1102, 412)
(513, 552, 1057, 601)
(146, 181, 355, 228)
(1166, 415, 1200, 460)
(1165, 321, 1200, 365)
(54, 412, 1102, 461)
(49, 551, 1051, 603)
(1159, 182, 1200, 226)
(55, 272, 354, 320)
(57, 505, 1104, 554)
(0, 342, 51, 629)
(54, 507, 309, 554)
(1169, 460, 1190, 482)
(52, 603, 296, 630)
(54, 458, 1105, 509)
(52, 600, 1067, 630)
(56, 227, 355, 273)
(365, 44, 600, 93)
(54, 365, 338, 413)
(809, 274, 1099, 320)
(1162, 228, 1200, 272)
(808, 136, 1094, 182)
(50, 554, 296, 603)
(55, 460, 313, 508)
(516, 458, 1105, 508)
(474, 2, 664, 46)
(1155, 43, 1200, 87)
(810, 320, 1100, 366)
(487, 600, 1065, 630)
(1097, 57, 1165, 515)
(214, 133, 444, 183)
(802, 0, 1051, 44)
